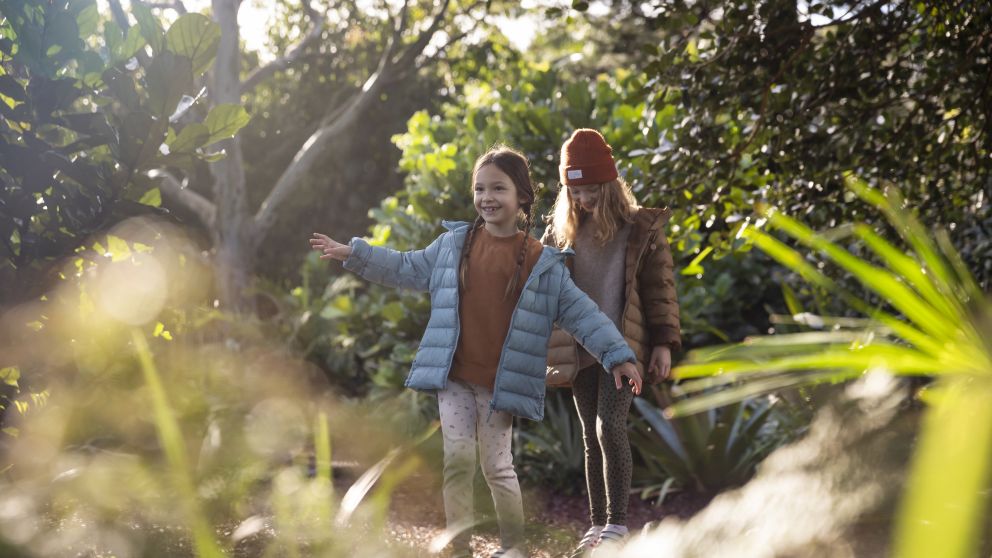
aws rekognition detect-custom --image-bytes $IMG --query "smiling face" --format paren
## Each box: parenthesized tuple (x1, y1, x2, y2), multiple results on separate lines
(567, 183, 602, 213)
(473, 163, 522, 234)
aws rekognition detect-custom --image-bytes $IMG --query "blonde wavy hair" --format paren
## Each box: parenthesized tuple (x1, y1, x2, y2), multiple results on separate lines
(549, 177, 638, 248)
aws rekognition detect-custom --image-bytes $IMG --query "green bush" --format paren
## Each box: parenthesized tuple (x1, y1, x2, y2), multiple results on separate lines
(630, 388, 791, 501)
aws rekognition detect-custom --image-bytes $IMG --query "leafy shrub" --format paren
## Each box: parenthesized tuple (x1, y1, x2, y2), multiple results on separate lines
(630, 388, 790, 501)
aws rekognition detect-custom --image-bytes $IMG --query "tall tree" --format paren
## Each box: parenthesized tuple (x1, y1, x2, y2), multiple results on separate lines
(136, 0, 492, 310)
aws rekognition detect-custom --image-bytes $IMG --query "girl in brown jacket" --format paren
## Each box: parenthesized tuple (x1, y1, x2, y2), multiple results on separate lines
(542, 129, 681, 557)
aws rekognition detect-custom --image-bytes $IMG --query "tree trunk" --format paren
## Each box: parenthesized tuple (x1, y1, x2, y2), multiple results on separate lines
(210, 0, 254, 311)
(152, 0, 474, 312)
(210, 136, 257, 311)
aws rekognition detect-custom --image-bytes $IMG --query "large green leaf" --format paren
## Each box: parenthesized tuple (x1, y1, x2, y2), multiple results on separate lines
(146, 50, 193, 119)
(75, 2, 99, 39)
(164, 14, 220, 76)
(167, 122, 210, 153)
(119, 111, 166, 171)
(131, 0, 164, 54)
(203, 104, 251, 146)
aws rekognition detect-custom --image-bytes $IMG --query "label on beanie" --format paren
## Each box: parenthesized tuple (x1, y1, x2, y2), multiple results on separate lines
(567, 169, 583, 179)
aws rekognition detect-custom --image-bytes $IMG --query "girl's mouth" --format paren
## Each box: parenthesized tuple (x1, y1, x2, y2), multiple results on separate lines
(481, 206, 500, 215)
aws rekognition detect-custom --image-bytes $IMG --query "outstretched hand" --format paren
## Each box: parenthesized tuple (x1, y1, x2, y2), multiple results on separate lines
(610, 361, 642, 395)
(309, 233, 352, 261)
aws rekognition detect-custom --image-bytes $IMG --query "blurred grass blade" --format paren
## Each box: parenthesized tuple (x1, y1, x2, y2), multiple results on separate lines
(429, 519, 477, 554)
(675, 344, 944, 381)
(744, 227, 844, 295)
(894, 377, 992, 558)
(781, 282, 804, 317)
(854, 224, 961, 320)
(131, 330, 225, 558)
(767, 211, 953, 342)
(314, 411, 332, 486)
(313, 411, 333, 526)
(335, 423, 438, 527)
(688, 331, 881, 363)
(845, 175, 959, 299)
(336, 447, 400, 527)
(935, 229, 986, 312)
(668, 369, 860, 417)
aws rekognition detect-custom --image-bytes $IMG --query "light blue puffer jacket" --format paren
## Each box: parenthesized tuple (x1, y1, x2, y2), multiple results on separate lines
(343, 221, 636, 421)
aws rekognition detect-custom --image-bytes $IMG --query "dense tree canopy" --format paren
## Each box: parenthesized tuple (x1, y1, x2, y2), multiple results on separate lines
(596, 0, 992, 284)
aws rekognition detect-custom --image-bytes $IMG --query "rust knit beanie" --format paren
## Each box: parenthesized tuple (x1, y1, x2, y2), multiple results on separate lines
(559, 128, 619, 186)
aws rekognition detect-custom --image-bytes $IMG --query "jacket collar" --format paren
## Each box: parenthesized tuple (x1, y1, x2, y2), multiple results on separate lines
(632, 206, 671, 237)
(443, 219, 567, 278)
(442, 220, 473, 232)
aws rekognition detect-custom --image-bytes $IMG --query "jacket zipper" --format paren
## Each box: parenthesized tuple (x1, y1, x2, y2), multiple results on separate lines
(488, 250, 558, 419)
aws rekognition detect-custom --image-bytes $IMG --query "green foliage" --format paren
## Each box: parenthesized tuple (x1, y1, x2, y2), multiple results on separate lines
(585, 0, 992, 288)
(0, 1, 248, 305)
(630, 388, 789, 498)
(297, 54, 771, 393)
(672, 178, 992, 558)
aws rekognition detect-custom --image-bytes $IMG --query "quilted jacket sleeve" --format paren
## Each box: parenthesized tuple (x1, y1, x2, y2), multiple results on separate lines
(342, 233, 444, 292)
(640, 228, 682, 351)
(555, 269, 636, 371)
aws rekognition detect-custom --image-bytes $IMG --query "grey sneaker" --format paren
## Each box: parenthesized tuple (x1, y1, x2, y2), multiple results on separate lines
(567, 525, 604, 558)
(590, 524, 628, 556)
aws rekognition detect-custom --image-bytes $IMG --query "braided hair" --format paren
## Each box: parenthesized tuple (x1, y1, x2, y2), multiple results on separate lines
(459, 145, 536, 300)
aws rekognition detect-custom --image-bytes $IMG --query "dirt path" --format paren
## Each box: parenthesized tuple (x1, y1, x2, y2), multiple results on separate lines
(383, 475, 712, 557)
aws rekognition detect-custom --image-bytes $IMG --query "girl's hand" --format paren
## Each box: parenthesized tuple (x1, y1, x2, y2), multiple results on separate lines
(309, 233, 352, 261)
(610, 362, 642, 395)
(647, 345, 672, 384)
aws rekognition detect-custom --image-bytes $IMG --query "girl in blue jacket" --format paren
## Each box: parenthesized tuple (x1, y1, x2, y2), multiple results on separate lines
(310, 146, 641, 558)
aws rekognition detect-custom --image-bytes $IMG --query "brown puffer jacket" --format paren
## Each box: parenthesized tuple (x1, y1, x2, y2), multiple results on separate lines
(542, 207, 681, 385)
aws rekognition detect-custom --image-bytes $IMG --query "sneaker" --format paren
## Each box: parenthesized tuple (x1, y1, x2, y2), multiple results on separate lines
(567, 525, 603, 558)
(590, 524, 628, 557)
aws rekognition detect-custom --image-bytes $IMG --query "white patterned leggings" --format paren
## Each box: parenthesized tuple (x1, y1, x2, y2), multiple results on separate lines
(438, 379, 524, 551)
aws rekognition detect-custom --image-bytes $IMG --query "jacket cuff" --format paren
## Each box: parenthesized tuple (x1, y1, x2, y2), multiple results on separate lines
(342, 237, 372, 274)
(649, 326, 683, 352)
(600, 345, 637, 371)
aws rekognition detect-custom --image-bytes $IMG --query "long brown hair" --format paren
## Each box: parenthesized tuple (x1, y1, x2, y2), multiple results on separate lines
(549, 177, 637, 248)
(459, 145, 535, 299)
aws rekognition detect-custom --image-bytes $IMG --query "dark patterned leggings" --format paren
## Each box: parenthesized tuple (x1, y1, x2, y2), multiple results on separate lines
(572, 363, 634, 526)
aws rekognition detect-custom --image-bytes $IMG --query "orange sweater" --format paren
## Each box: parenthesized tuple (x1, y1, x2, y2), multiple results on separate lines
(450, 227, 543, 390)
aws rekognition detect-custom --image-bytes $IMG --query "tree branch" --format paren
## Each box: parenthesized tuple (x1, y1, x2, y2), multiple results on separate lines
(148, 169, 217, 228)
(405, 2, 488, 75)
(387, 0, 452, 72)
(253, 0, 459, 238)
(107, 0, 130, 30)
(240, 0, 327, 94)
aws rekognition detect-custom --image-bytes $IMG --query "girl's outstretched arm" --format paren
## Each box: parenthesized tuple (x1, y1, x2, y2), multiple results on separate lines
(311, 233, 352, 260)
(310, 232, 444, 292)
(555, 272, 642, 394)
